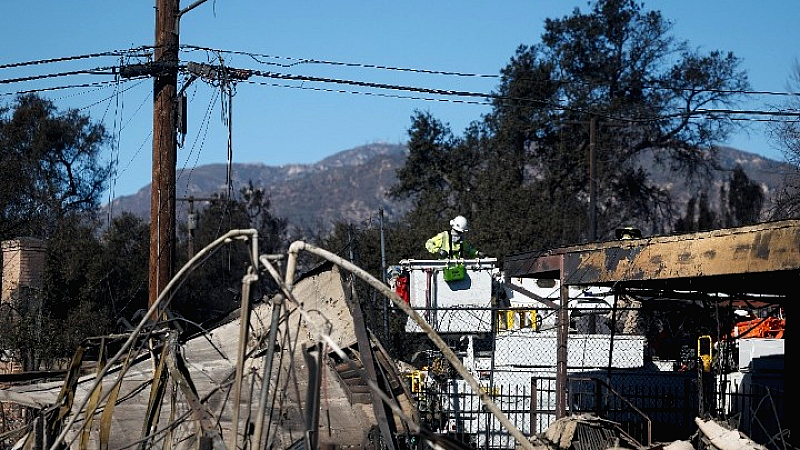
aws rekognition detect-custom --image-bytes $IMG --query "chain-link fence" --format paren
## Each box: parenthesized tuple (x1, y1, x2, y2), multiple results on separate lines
(342, 250, 785, 450)
(411, 376, 558, 449)
(379, 288, 784, 449)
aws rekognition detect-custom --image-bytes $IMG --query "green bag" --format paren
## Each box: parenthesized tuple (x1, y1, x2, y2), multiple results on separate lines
(443, 263, 465, 282)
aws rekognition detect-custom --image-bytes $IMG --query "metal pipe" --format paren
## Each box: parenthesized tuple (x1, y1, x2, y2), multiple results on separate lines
(50, 229, 257, 450)
(282, 240, 538, 450)
(260, 252, 422, 437)
(229, 226, 260, 449)
(285, 241, 304, 290)
(229, 268, 258, 450)
(253, 255, 286, 450)
(303, 344, 322, 450)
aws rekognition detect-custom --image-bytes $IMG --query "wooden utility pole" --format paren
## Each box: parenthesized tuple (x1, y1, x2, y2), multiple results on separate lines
(149, 0, 179, 307)
(177, 196, 215, 258)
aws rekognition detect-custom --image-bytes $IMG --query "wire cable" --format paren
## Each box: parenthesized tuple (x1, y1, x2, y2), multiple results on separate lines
(181, 44, 800, 99)
(182, 44, 501, 78)
(0, 67, 119, 85)
(0, 78, 148, 97)
(0, 47, 152, 70)
(236, 68, 800, 124)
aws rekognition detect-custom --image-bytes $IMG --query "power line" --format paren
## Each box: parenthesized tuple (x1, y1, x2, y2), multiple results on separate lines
(728, 117, 800, 123)
(1, 79, 117, 97)
(7, 45, 799, 100)
(242, 78, 493, 106)
(3, 49, 798, 119)
(246, 77, 800, 124)
(181, 44, 501, 78)
(244, 67, 574, 112)
(76, 79, 148, 111)
(172, 52, 800, 125)
(240, 67, 800, 124)
(181, 44, 800, 99)
(0, 47, 152, 70)
(3, 51, 799, 128)
(5, 45, 800, 104)
(0, 67, 120, 85)
(0, 77, 149, 98)
(692, 108, 800, 117)
(3, 62, 798, 129)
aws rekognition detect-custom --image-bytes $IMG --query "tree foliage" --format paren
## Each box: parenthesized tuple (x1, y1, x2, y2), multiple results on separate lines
(725, 165, 764, 226)
(770, 61, 800, 218)
(392, 0, 749, 261)
(390, 112, 477, 249)
(173, 182, 288, 326)
(674, 165, 763, 232)
(320, 217, 423, 350)
(0, 94, 143, 369)
(0, 94, 112, 240)
(1, 213, 149, 369)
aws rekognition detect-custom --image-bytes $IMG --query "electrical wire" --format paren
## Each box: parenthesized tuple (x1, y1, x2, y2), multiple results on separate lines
(243, 78, 492, 107)
(116, 129, 152, 181)
(0, 67, 119, 85)
(181, 45, 800, 99)
(182, 44, 501, 78)
(2, 55, 798, 128)
(105, 66, 124, 224)
(178, 86, 219, 199)
(2, 45, 797, 130)
(76, 78, 146, 113)
(0, 78, 148, 97)
(0, 48, 151, 70)
(236, 68, 800, 125)
(7, 45, 798, 106)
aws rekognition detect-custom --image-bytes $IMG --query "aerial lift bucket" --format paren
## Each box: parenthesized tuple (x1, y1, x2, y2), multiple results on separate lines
(442, 263, 465, 282)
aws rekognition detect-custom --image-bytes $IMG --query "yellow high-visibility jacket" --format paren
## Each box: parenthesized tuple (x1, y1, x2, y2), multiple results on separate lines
(425, 231, 478, 258)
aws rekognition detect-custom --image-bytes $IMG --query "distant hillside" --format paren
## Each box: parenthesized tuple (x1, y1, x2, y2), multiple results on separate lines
(642, 146, 791, 215)
(106, 143, 793, 234)
(106, 143, 412, 234)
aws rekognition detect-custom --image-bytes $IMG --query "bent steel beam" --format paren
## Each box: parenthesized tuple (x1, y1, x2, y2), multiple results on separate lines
(283, 241, 540, 450)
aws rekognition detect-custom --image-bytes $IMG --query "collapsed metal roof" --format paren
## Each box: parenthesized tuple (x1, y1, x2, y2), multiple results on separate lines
(505, 219, 800, 299)
(503, 220, 795, 425)
(2, 264, 386, 450)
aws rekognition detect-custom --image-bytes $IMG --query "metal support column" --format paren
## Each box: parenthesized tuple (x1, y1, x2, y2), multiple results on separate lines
(556, 256, 569, 418)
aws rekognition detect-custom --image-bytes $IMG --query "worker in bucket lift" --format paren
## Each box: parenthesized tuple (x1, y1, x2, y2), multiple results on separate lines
(425, 215, 484, 259)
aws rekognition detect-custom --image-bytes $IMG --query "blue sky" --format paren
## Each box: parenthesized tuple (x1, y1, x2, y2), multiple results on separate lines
(2, 1, 799, 200)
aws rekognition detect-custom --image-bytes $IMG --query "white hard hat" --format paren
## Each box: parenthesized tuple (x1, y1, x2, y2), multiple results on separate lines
(450, 215, 469, 233)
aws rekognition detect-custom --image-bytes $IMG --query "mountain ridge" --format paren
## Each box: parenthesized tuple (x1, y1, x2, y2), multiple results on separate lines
(106, 143, 792, 234)
(107, 143, 411, 233)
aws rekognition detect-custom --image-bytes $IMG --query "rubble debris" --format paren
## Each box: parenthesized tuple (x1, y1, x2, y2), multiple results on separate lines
(534, 414, 640, 450)
(695, 418, 768, 450)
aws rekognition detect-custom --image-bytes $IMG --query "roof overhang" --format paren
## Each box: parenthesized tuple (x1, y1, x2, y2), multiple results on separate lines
(505, 220, 800, 298)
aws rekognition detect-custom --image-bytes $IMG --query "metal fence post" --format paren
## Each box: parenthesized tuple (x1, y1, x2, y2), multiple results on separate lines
(530, 377, 538, 435)
(595, 378, 603, 416)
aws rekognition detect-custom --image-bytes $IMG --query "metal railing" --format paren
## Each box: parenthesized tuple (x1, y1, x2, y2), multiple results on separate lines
(568, 377, 652, 447)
